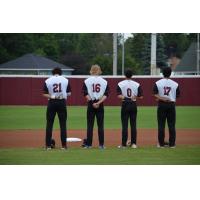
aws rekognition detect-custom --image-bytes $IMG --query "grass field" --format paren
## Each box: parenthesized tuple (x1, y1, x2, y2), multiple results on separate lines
(0, 106, 200, 129)
(0, 146, 200, 165)
(0, 106, 200, 165)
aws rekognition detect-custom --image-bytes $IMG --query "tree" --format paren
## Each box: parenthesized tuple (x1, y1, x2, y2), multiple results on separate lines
(162, 33, 190, 58)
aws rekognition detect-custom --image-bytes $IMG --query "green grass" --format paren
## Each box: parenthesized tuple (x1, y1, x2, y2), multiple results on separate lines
(0, 146, 200, 164)
(0, 106, 200, 130)
(0, 106, 199, 165)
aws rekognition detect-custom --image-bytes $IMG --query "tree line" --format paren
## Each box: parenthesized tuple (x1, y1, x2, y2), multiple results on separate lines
(0, 33, 197, 75)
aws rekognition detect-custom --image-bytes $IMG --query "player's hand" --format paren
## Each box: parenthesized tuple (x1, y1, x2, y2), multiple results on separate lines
(93, 103, 99, 109)
(131, 95, 137, 101)
(50, 95, 56, 99)
(86, 95, 91, 102)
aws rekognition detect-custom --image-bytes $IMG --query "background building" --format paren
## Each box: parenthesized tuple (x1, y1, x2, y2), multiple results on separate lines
(0, 53, 74, 75)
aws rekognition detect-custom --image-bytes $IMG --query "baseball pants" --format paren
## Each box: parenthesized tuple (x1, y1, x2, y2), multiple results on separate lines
(157, 102, 176, 147)
(121, 101, 137, 146)
(46, 99, 67, 147)
(86, 101, 104, 146)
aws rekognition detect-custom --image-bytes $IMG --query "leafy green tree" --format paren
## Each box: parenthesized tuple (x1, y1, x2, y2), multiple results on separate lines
(162, 33, 190, 58)
(91, 55, 113, 75)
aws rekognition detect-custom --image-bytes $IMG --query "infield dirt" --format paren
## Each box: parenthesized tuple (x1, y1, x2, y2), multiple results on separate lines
(0, 129, 199, 148)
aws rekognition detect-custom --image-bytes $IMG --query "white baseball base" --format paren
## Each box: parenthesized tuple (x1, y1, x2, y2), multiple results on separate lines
(66, 137, 82, 142)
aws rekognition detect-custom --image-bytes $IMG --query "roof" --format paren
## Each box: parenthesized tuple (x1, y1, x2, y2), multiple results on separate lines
(0, 53, 74, 71)
(175, 42, 198, 72)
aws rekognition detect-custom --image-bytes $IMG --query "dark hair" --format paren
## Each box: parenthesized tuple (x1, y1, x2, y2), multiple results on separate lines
(162, 67, 172, 78)
(52, 67, 62, 75)
(125, 69, 133, 78)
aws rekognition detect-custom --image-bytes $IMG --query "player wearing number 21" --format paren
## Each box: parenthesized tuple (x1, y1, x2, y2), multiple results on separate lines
(117, 69, 143, 149)
(153, 67, 180, 148)
(82, 64, 109, 149)
(43, 67, 71, 150)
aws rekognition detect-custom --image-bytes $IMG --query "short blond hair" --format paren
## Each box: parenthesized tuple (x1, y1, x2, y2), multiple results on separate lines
(90, 64, 102, 75)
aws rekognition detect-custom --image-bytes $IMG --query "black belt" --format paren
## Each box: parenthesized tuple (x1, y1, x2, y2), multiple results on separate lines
(90, 99, 99, 103)
(49, 98, 65, 101)
(122, 97, 136, 103)
(158, 100, 175, 104)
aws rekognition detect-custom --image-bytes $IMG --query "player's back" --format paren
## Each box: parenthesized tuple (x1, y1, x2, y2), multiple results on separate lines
(84, 76, 107, 100)
(118, 79, 140, 99)
(156, 78, 178, 102)
(45, 75, 69, 99)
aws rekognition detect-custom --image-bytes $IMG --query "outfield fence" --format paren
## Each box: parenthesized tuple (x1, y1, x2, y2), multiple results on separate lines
(0, 75, 200, 106)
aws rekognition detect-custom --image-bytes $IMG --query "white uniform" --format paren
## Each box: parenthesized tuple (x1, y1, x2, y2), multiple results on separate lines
(84, 76, 108, 100)
(45, 75, 70, 99)
(155, 78, 179, 102)
(118, 79, 141, 101)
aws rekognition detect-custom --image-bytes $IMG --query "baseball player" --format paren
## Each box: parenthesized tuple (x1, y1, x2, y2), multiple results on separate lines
(43, 67, 71, 150)
(153, 67, 180, 148)
(117, 69, 143, 148)
(82, 64, 109, 149)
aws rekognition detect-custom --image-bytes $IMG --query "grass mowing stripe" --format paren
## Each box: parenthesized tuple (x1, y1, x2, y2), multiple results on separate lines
(0, 106, 200, 129)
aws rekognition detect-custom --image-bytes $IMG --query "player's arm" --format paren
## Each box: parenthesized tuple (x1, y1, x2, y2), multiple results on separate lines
(67, 82, 72, 96)
(42, 83, 52, 99)
(132, 85, 143, 101)
(176, 85, 180, 98)
(153, 83, 170, 102)
(117, 85, 125, 100)
(96, 85, 109, 104)
(82, 82, 91, 101)
(93, 85, 109, 108)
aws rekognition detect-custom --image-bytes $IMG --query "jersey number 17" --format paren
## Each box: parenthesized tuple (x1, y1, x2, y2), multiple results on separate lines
(163, 86, 171, 96)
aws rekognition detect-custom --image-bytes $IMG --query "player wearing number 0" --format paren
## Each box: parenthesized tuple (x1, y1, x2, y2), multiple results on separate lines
(117, 69, 143, 149)
(82, 64, 109, 149)
(153, 67, 180, 148)
(43, 67, 71, 150)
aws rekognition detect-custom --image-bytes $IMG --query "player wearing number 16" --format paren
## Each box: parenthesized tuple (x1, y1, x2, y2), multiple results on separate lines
(153, 67, 180, 148)
(117, 69, 143, 148)
(82, 64, 109, 149)
(43, 67, 71, 150)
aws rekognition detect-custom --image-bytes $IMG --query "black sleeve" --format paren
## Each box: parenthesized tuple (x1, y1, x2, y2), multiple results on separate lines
(176, 85, 180, 98)
(43, 83, 48, 94)
(153, 83, 158, 94)
(104, 85, 109, 97)
(117, 85, 122, 95)
(137, 85, 143, 97)
(67, 83, 71, 93)
(82, 82, 88, 96)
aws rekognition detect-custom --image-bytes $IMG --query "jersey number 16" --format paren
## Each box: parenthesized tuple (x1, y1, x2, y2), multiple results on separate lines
(92, 84, 101, 93)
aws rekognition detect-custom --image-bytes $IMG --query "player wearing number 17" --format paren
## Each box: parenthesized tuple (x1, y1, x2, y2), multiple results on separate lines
(153, 67, 180, 148)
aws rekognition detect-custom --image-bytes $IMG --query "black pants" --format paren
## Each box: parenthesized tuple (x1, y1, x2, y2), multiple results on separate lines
(86, 101, 104, 146)
(121, 101, 137, 146)
(157, 102, 176, 147)
(46, 99, 67, 147)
